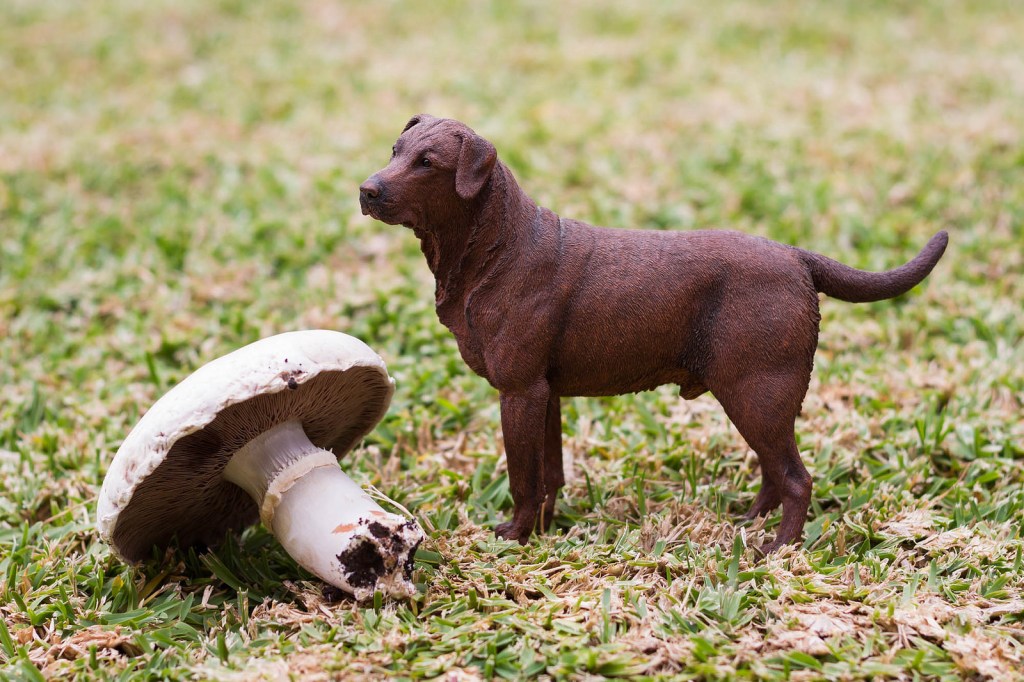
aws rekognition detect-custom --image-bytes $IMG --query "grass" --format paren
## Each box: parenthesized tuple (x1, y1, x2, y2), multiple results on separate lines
(2, 0, 1023, 679)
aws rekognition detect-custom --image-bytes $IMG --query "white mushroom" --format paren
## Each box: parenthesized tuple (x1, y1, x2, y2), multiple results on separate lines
(96, 330, 424, 600)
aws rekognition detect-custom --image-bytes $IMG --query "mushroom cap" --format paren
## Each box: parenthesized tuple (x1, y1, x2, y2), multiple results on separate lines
(97, 330, 396, 563)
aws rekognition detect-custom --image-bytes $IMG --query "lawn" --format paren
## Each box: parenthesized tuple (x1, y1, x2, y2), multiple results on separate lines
(2, 0, 1023, 679)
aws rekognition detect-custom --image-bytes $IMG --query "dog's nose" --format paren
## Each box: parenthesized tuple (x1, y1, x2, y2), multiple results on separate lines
(359, 178, 381, 200)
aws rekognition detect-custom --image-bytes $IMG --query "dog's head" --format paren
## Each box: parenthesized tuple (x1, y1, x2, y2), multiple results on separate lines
(359, 114, 497, 231)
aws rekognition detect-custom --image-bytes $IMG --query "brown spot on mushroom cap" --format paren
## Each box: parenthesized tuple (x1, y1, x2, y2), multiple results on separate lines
(109, 367, 391, 561)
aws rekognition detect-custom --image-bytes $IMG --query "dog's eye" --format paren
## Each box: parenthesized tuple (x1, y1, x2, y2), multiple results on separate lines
(420, 157, 432, 168)
(391, 146, 397, 158)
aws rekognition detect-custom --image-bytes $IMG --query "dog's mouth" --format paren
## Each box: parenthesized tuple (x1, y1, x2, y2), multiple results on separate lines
(359, 195, 378, 218)
(360, 199, 417, 230)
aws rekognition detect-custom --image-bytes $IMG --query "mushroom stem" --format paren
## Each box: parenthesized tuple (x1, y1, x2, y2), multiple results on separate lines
(222, 420, 423, 600)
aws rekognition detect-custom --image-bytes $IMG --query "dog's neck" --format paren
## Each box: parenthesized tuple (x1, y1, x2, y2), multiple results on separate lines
(417, 161, 536, 311)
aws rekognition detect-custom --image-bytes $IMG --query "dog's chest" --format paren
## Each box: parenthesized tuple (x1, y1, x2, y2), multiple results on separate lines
(437, 304, 491, 380)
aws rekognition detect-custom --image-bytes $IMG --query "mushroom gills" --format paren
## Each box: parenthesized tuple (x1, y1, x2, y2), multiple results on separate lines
(222, 419, 423, 600)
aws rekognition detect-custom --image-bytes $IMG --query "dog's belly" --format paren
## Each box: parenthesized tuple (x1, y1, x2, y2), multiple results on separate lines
(549, 369, 704, 399)
(547, 341, 705, 399)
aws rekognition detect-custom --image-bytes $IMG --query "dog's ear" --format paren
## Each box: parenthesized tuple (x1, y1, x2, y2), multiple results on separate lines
(456, 133, 497, 200)
(402, 113, 436, 133)
(402, 116, 422, 133)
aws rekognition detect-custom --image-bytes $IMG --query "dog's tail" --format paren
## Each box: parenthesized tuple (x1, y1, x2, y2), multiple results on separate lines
(800, 231, 948, 303)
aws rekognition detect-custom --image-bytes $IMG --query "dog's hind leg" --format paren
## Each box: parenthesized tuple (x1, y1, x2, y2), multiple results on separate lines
(709, 369, 813, 554)
(743, 476, 782, 520)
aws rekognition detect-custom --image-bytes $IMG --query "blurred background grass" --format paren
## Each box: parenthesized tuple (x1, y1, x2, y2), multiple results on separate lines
(1, 0, 1022, 679)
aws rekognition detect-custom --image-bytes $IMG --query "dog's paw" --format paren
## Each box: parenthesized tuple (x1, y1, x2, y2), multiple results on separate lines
(494, 520, 531, 545)
(756, 538, 799, 557)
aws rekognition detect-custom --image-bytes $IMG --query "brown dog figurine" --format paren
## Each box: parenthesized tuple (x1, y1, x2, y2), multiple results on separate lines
(360, 114, 948, 553)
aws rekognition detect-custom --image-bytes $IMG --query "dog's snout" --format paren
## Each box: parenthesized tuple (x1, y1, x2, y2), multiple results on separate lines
(359, 177, 381, 200)
(359, 176, 384, 216)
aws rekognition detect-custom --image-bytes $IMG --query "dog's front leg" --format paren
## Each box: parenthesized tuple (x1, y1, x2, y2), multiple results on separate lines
(541, 394, 564, 530)
(494, 379, 549, 544)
